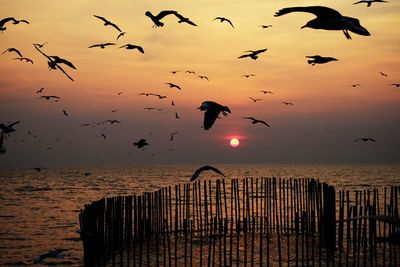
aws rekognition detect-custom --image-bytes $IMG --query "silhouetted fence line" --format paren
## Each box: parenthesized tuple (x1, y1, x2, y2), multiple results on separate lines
(79, 177, 399, 266)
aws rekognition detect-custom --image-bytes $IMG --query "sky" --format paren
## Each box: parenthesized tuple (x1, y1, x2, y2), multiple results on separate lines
(1, 0, 400, 167)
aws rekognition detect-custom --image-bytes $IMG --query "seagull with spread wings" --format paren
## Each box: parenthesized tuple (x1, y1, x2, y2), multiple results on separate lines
(165, 83, 182, 90)
(133, 138, 149, 149)
(2, 48, 22, 57)
(306, 55, 338, 65)
(249, 97, 262, 103)
(243, 117, 270, 127)
(13, 57, 33, 64)
(260, 90, 274, 94)
(190, 165, 226, 182)
(93, 15, 122, 32)
(0, 121, 20, 135)
(353, 138, 376, 142)
(120, 44, 144, 54)
(198, 101, 231, 130)
(88, 43, 116, 49)
(274, 6, 370, 40)
(0, 17, 29, 32)
(213, 17, 234, 28)
(238, 49, 268, 60)
(353, 0, 387, 7)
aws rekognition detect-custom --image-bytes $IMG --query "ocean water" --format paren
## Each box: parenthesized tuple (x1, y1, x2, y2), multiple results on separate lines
(0, 164, 399, 266)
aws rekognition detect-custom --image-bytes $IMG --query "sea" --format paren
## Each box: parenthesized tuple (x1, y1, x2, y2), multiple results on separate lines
(0, 164, 399, 266)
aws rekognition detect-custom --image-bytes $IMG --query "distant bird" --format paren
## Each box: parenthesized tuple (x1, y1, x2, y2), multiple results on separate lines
(351, 84, 361, 87)
(133, 138, 149, 149)
(165, 83, 182, 90)
(170, 131, 178, 141)
(2, 48, 22, 57)
(0, 17, 29, 32)
(62, 110, 68, 117)
(40, 95, 60, 101)
(175, 13, 198, 26)
(101, 133, 106, 139)
(117, 91, 123, 95)
(379, 72, 388, 77)
(33, 42, 48, 48)
(249, 97, 262, 103)
(104, 119, 121, 124)
(260, 90, 274, 94)
(353, 0, 388, 7)
(81, 123, 90, 127)
(390, 83, 400, 87)
(111, 109, 118, 113)
(139, 93, 154, 96)
(198, 75, 209, 81)
(238, 48, 268, 60)
(120, 44, 144, 54)
(259, 25, 273, 29)
(170, 70, 180, 74)
(93, 15, 122, 32)
(13, 57, 33, 64)
(175, 112, 180, 119)
(190, 165, 225, 182)
(213, 17, 234, 28)
(242, 74, 256, 78)
(186, 70, 196, 75)
(145, 10, 180, 27)
(36, 88, 44, 93)
(153, 94, 167, 99)
(354, 138, 376, 142)
(198, 101, 231, 130)
(88, 43, 116, 49)
(33, 248, 71, 264)
(274, 6, 370, 40)
(243, 117, 270, 127)
(171, 100, 175, 106)
(282, 102, 293, 105)
(0, 121, 20, 135)
(144, 107, 163, 111)
(116, 32, 126, 40)
(306, 55, 338, 65)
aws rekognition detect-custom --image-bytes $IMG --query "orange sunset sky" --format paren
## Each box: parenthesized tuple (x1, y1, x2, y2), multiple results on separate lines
(1, 0, 400, 166)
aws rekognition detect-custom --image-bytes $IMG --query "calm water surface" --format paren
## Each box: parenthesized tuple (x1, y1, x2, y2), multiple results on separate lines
(0, 164, 399, 266)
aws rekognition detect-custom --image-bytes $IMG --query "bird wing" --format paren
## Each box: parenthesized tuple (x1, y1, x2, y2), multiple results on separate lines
(18, 19, 29, 24)
(243, 117, 256, 121)
(109, 22, 122, 32)
(93, 15, 108, 23)
(204, 108, 220, 130)
(56, 64, 74, 81)
(51, 56, 76, 69)
(136, 46, 145, 53)
(0, 17, 17, 27)
(191, 165, 225, 181)
(259, 120, 270, 127)
(206, 166, 226, 177)
(353, 0, 367, 4)
(104, 43, 116, 46)
(226, 19, 234, 28)
(8, 121, 20, 128)
(88, 44, 101, 48)
(11, 48, 23, 57)
(155, 10, 179, 20)
(0, 124, 6, 131)
(274, 6, 342, 19)
(254, 48, 267, 54)
(213, 17, 223, 21)
(33, 44, 52, 61)
(238, 54, 250, 59)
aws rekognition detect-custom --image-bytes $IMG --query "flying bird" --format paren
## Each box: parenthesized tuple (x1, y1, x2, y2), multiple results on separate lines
(153, 94, 167, 99)
(353, 0, 388, 7)
(133, 138, 149, 149)
(88, 43, 116, 49)
(274, 6, 370, 40)
(40, 95, 60, 100)
(170, 131, 178, 141)
(101, 133, 106, 139)
(93, 15, 122, 32)
(238, 48, 268, 60)
(36, 88, 44, 94)
(198, 75, 209, 81)
(139, 93, 154, 96)
(62, 110, 68, 117)
(13, 57, 33, 64)
(33, 42, 48, 48)
(260, 90, 274, 94)
(186, 70, 196, 75)
(0, 17, 29, 32)
(306, 55, 338, 65)
(282, 102, 293, 105)
(33, 248, 71, 264)
(249, 97, 262, 103)
(243, 117, 270, 127)
(351, 84, 361, 87)
(165, 83, 182, 90)
(145, 10, 180, 27)
(116, 32, 126, 40)
(117, 91, 123, 95)
(242, 74, 256, 78)
(2, 48, 22, 57)
(198, 101, 231, 130)
(390, 83, 400, 87)
(213, 17, 234, 28)
(144, 107, 163, 111)
(190, 165, 226, 182)
(379, 72, 388, 77)
(0, 121, 20, 135)
(112, 109, 118, 113)
(259, 25, 273, 29)
(175, 112, 180, 119)
(353, 138, 376, 142)
(175, 13, 198, 26)
(170, 70, 180, 74)
(104, 119, 121, 124)
(120, 44, 144, 54)
(171, 100, 175, 106)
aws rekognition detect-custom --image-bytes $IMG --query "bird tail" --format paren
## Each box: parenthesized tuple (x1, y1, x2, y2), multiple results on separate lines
(222, 106, 231, 116)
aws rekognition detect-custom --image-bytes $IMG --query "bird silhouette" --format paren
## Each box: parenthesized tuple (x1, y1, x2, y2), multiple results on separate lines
(175, 13, 198, 26)
(243, 74, 256, 78)
(238, 48, 268, 60)
(170, 70, 180, 74)
(13, 57, 33, 64)
(390, 83, 400, 87)
(165, 83, 182, 90)
(36, 88, 44, 93)
(171, 100, 175, 106)
(145, 10, 180, 27)
(243, 117, 270, 127)
(139, 93, 154, 96)
(198, 101, 231, 130)
(40, 95, 60, 101)
(117, 91, 123, 95)
(213, 17, 234, 28)
(144, 107, 163, 111)
(351, 84, 361, 87)
(133, 138, 149, 148)
(0, 17, 29, 32)
(88, 43, 116, 49)
(62, 110, 68, 117)
(186, 70, 196, 75)
(112, 109, 118, 113)
(33, 248, 71, 264)
(190, 165, 225, 181)
(249, 97, 262, 103)
(353, 0, 387, 7)
(282, 102, 293, 105)
(259, 25, 273, 29)
(153, 94, 167, 99)
(2, 48, 22, 57)
(198, 75, 209, 81)
(175, 112, 180, 119)
(116, 32, 126, 40)
(353, 138, 376, 142)
(274, 6, 370, 40)
(0, 121, 20, 135)
(120, 44, 144, 54)
(104, 119, 121, 124)
(101, 133, 106, 139)
(93, 15, 122, 32)
(379, 72, 388, 77)
(170, 131, 178, 141)
(260, 90, 274, 94)
(33, 42, 48, 48)
(306, 55, 338, 65)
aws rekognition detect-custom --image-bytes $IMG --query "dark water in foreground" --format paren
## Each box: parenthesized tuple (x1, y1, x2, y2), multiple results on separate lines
(0, 164, 399, 266)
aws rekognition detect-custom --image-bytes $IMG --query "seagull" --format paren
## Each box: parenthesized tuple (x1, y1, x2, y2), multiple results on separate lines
(0, 121, 20, 135)
(104, 119, 121, 124)
(165, 83, 182, 90)
(242, 74, 256, 78)
(116, 32, 126, 40)
(353, 138, 376, 142)
(153, 94, 167, 99)
(282, 102, 293, 105)
(36, 88, 44, 94)
(88, 43, 116, 49)
(306, 55, 338, 65)
(198, 101, 231, 130)
(62, 110, 68, 117)
(238, 48, 268, 60)
(93, 15, 122, 32)
(33, 248, 71, 264)
(138, 93, 154, 96)
(175, 112, 180, 119)
(186, 70, 196, 75)
(33, 42, 48, 48)
(0, 17, 29, 32)
(117, 91, 123, 95)
(198, 75, 209, 81)
(390, 83, 400, 87)
(379, 72, 388, 77)
(260, 90, 274, 94)
(101, 133, 106, 139)
(144, 107, 163, 111)
(13, 57, 33, 64)
(351, 84, 361, 87)
(40, 95, 60, 100)
(175, 13, 198, 26)
(243, 117, 270, 127)
(170, 131, 178, 141)
(353, 0, 388, 7)
(112, 109, 118, 113)
(259, 25, 273, 29)
(274, 6, 370, 40)
(145, 10, 180, 27)
(190, 165, 225, 182)
(249, 97, 262, 103)
(120, 44, 144, 54)
(133, 138, 149, 149)
(170, 70, 180, 74)
(2, 48, 22, 57)
(213, 17, 234, 28)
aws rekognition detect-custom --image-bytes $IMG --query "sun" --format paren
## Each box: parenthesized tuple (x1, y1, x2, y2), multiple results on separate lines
(230, 138, 240, 148)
